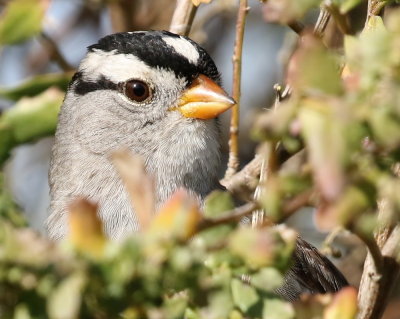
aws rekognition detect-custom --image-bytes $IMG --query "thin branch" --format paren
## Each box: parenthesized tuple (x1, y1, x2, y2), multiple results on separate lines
(314, 7, 331, 38)
(225, 0, 249, 179)
(356, 231, 384, 273)
(288, 20, 305, 34)
(169, 0, 198, 36)
(321, 227, 344, 258)
(221, 154, 263, 201)
(222, 146, 297, 201)
(198, 202, 258, 231)
(252, 82, 294, 227)
(39, 33, 74, 72)
(357, 220, 400, 319)
(281, 189, 314, 220)
(324, 4, 351, 34)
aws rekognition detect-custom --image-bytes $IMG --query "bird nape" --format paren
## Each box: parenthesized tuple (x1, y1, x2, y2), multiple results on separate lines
(46, 30, 348, 301)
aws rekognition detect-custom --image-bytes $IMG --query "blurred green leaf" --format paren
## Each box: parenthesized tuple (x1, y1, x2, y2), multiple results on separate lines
(231, 278, 259, 313)
(13, 304, 32, 319)
(164, 293, 189, 319)
(369, 106, 400, 150)
(229, 227, 294, 270)
(204, 190, 235, 218)
(288, 34, 343, 96)
(331, 0, 362, 13)
(0, 72, 73, 101)
(299, 98, 347, 201)
(207, 290, 235, 318)
(0, 173, 26, 228)
(47, 272, 86, 319)
(253, 101, 297, 141)
(263, 0, 322, 24)
(252, 267, 284, 293)
(263, 298, 294, 319)
(0, 88, 63, 165)
(316, 186, 373, 231)
(0, 0, 45, 45)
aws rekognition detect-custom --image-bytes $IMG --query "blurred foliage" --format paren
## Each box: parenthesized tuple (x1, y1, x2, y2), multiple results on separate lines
(0, 0, 46, 45)
(0, 88, 64, 165)
(0, 173, 26, 228)
(254, 12, 400, 234)
(0, 190, 358, 319)
(0, 72, 72, 101)
(0, 192, 297, 319)
(1, 0, 400, 318)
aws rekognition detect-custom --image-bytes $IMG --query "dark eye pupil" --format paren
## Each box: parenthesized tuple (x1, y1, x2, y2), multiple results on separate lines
(132, 83, 145, 97)
(124, 80, 150, 102)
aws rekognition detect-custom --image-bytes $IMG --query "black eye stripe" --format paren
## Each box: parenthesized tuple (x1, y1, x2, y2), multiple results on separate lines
(72, 72, 118, 96)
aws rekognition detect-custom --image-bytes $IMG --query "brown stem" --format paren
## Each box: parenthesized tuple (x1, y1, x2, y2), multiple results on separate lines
(39, 33, 74, 72)
(321, 227, 344, 258)
(357, 224, 400, 319)
(288, 20, 305, 34)
(357, 232, 384, 273)
(221, 154, 263, 201)
(281, 189, 314, 220)
(107, 0, 136, 32)
(169, 0, 198, 36)
(198, 202, 258, 231)
(325, 4, 351, 35)
(225, 0, 249, 179)
(222, 146, 298, 201)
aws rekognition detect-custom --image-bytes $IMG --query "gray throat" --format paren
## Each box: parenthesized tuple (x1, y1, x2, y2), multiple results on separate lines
(47, 92, 222, 240)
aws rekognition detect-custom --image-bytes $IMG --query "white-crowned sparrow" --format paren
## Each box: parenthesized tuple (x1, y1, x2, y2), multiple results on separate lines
(47, 31, 233, 240)
(46, 31, 347, 299)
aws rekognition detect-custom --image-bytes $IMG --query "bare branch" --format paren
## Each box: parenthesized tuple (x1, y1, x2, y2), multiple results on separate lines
(222, 154, 263, 201)
(281, 189, 314, 220)
(39, 33, 74, 72)
(357, 232, 384, 273)
(169, 0, 198, 36)
(288, 20, 305, 34)
(198, 202, 258, 230)
(225, 0, 249, 179)
(324, 4, 351, 35)
(357, 224, 400, 319)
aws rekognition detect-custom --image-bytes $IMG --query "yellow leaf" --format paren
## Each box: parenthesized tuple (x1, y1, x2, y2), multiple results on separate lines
(68, 199, 106, 258)
(149, 189, 201, 240)
(324, 287, 358, 319)
(112, 150, 155, 230)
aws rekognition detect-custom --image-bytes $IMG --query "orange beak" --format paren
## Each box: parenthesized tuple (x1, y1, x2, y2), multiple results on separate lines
(172, 74, 235, 120)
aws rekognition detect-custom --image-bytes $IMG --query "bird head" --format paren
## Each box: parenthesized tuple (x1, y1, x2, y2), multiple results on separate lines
(68, 31, 235, 125)
(48, 31, 234, 240)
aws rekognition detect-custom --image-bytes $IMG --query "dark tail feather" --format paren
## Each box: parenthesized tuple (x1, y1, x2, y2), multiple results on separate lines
(276, 237, 349, 301)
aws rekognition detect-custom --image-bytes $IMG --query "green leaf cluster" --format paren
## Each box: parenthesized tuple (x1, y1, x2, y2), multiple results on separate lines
(0, 209, 297, 318)
(254, 12, 400, 232)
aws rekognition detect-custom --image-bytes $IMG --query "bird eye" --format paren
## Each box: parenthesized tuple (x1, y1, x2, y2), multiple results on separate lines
(123, 80, 150, 102)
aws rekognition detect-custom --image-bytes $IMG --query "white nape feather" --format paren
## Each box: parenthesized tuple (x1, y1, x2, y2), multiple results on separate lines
(162, 36, 200, 65)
